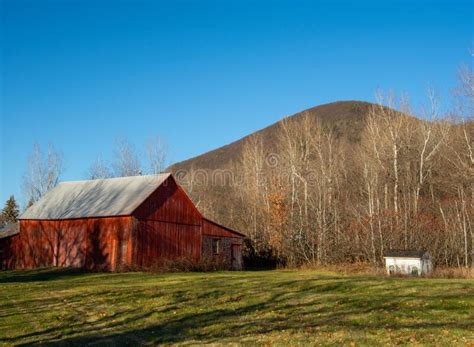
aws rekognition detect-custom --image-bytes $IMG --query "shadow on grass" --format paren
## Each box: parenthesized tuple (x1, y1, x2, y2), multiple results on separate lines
(0, 267, 86, 283)
(2, 271, 473, 346)
(21, 299, 474, 346)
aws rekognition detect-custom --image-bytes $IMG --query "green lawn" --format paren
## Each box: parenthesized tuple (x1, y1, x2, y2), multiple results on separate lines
(0, 269, 473, 346)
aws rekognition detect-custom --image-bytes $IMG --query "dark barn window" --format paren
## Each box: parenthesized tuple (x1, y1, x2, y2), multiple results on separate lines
(212, 239, 221, 255)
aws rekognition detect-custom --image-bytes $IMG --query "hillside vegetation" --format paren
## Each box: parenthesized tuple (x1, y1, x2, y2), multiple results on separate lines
(170, 99, 474, 268)
(0, 268, 472, 345)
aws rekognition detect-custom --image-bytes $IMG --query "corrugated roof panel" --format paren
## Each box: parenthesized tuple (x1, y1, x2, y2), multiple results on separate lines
(20, 174, 171, 220)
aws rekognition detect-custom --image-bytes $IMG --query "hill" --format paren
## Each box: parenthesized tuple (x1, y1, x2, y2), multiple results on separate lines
(167, 100, 473, 268)
(167, 100, 397, 231)
(169, 100, 372, 173)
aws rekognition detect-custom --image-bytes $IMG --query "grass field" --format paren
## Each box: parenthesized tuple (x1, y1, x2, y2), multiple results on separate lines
(0, 269, 473, 346)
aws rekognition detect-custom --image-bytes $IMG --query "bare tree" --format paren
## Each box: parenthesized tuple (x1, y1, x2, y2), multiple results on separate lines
(112, 137, 141, 177)
(87, 156, 112, 180)
(369, 92, 410, 216)
(23, 143, 64, 203)
(146, 135, 168, 174)
(454, 50, 474, 118)
(240, 134, 269, 254)
(411, 90, 448, 212)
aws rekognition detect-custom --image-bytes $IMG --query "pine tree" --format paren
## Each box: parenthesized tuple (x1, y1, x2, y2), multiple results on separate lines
(2, 195, 19, 223)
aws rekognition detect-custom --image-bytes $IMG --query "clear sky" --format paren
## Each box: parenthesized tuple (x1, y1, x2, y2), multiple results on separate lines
(1, 0, 473, 206)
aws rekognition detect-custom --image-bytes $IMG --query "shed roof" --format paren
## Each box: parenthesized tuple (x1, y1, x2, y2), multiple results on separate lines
(20, 174, 171, 220)
(383, 250, 427, 258)
(0, 223, 19, 239)
(202, 217, 246, 238)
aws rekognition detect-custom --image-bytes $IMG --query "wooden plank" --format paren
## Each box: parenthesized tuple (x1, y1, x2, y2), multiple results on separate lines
(2, 217, 132, 270)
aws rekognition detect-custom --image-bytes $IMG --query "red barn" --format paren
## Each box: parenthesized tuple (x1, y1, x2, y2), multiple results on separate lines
(0, 174, 244, 271)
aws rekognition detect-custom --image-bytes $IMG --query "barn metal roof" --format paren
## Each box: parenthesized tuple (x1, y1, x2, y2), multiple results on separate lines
(20, 174, 171, 220)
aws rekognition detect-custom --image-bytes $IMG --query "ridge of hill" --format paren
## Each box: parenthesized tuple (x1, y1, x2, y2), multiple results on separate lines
(169, 100, 373, 173)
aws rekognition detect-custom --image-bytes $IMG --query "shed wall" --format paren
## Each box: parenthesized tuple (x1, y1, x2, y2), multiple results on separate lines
(384, 257, 432, 276)
(0, 237, 15, 270)
(202, 219, 243, 269)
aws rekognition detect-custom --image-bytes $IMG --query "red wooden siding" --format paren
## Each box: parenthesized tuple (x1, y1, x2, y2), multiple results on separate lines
(202, 218, 244, 238)
(133, 221, 201, 268)
(1, 217, 132, 271)
(0, 237, 15, 270)
(132, 176, 202, 268)
(133, 176, 201, 225)
(201, 218, 244, 269)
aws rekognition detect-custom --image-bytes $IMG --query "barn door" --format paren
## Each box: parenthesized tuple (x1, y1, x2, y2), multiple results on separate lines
(231, 244, 242, 270)
(114, 239, 127, 271)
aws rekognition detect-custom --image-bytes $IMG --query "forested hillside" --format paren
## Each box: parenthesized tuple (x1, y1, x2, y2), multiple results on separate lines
(170, 99, 473, 267)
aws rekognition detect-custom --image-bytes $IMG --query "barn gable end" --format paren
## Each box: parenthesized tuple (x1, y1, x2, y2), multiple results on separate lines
(131, 175, 203, 268)
(132, 175, 201, 225)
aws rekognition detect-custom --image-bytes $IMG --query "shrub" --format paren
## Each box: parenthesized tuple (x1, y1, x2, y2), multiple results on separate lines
(145, 256, 231, 273)
(430, 267, 474, 279)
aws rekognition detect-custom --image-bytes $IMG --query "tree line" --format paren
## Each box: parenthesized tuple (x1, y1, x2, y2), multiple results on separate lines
(0, 135, 168, 226)
(233, 99, 472, 268)
(18, 136, 168, 206)
(181, 66, 473, 269)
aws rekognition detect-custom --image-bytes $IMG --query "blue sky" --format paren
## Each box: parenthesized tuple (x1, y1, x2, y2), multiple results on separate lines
(1, 0, 473, 206)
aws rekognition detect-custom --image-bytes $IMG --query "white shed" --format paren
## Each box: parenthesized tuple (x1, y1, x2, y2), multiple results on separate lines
(383, 250, 432, 276)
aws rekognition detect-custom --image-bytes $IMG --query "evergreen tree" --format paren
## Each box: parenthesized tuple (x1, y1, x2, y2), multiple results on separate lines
(2, 195, 19, 223)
